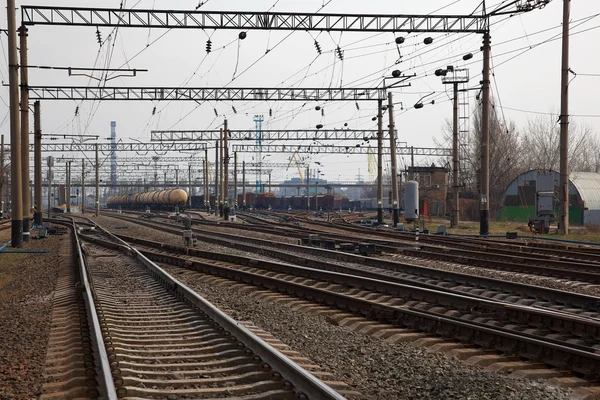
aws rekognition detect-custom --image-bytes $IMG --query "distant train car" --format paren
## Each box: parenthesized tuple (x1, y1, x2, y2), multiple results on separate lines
(107, 189, 188, 211)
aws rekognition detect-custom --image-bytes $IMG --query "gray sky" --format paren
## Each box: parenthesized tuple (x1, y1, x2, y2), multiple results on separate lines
(1, 0, 599, 183)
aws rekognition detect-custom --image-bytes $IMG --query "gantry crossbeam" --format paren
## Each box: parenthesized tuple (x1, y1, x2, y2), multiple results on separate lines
(151, 130, 389, 141)
(27, 86, 386, 101)
(232, 144, 451, 156)
(21, 6, 488, 33)
(33, 142, 207, 152)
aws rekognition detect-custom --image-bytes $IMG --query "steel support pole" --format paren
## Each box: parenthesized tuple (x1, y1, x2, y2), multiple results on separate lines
(306, 166, 310, 211)
(19, 26, 30, 240)
(559, 0, 570, 235)
(0, 135, 4, 218)
(33, 101, 42, 225)
(388, 92, 399, 227)
(66, 161, 71, 213)
(452, 83, 460, 227)
(95, 144, 99, 217)
(204, 148, 209, 210)
(8, 0, 23, 248)
(242, 161, 246, 209)
(234, 152, 238, 208)
(480, 31, 491, 235)
(377, 99, 383, 224)
(47, 158, 52, 218)
(81, 158, 85, 214)
(188, 164, 192, 208)
(223, 120, 229, 220)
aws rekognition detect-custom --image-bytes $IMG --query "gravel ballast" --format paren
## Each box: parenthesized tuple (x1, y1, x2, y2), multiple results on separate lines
(0, 234, 65, 400)
(93, 213, 573, 399)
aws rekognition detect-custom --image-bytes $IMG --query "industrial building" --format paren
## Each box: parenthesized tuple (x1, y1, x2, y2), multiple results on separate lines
(500, 170, 600, 225)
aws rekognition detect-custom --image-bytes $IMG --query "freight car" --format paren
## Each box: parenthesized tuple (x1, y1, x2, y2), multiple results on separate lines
(107, 189, 188, 211)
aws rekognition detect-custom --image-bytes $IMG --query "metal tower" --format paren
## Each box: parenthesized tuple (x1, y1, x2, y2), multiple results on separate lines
(110, 121, 117, 196)
(253, 115, 264, 193)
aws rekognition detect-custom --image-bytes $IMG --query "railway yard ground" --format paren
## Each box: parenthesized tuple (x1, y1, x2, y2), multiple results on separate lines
(5, 211, 600, 399)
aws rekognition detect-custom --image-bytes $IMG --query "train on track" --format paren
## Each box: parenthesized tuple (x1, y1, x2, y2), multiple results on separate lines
(107, 189, 188, 211)
(191, 193, 355, 211)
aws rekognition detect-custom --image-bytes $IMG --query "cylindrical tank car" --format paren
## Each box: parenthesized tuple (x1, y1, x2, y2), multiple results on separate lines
(107, 189, 188, 211)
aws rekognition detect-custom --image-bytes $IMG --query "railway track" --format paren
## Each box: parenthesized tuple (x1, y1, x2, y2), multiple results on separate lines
(91, 214, 600, 384)
(75, 218, 347, 399)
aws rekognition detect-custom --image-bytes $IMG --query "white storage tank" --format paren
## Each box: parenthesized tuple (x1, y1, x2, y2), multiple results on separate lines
(404, 180, 419, 222)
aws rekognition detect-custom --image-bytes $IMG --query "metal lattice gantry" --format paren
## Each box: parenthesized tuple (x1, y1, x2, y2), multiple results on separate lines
(27, 87, 387, 102)
(32, 142, 207, 152)
(232, 144, 451, 156)
(21, 6, 489, 33)
(151, 130, 391, 141)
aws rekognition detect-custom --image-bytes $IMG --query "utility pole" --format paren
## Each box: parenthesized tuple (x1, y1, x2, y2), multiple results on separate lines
(223, 120, 229, 220)
(234, 152, 238, 208)
(66, 161, 72, 213)
(47, 157, 52, 218)
(214, 139, 219, 214)
(559, 0, 570, 235)
(19, 25, 30, 241)
(452, 82, 460, 227)
(8, 0, 23, 247)
(268, 172, 271, 193)
(242, 160, 246, 209)
(306, 166, 310, 211)
(480, 32, 491, 235)
(33, 101, 42, 225)
(188, 164, 192, 208)
(377, 99, 383, 224)
(219, 128, 224, 217)
(388, 92, 399, 227)
(95, 144, 99, 217)
(0, 135, 4, 218)
(204, 148, 209, 210)
(81, 158, 85, 214)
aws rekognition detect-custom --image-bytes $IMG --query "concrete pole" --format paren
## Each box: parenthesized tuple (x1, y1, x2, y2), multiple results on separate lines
(81, 158, 85, 214)
(8, 0, 23, 248)
(452, 83, 460, 227)
(66, 161, 71, 213)
(223, 120, 229, 220)
(479, 32, 491, 235)
(33, 102, 42, 225)
(0, 135, 4, 218)
(377, 99, 383, 224)
(95, 144, 100, 217)
(242, 161, 246, 209)
(19, 26, 30, 241)
(559, 0, 570, 235)
(388, 92, 400, 227)
(234, 152, 238, 208)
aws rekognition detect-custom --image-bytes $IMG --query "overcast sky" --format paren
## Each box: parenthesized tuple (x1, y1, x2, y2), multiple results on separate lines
(1, 0, 598, 183)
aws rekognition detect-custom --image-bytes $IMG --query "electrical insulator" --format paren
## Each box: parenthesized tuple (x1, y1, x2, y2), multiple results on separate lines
(74, 106, 79, 116)
(269, 108, 272, 117)
(206, 39, 212, 54)
(314, 40, 322, 55)
(392, 70, 401, 78)
(214, 108, 218, 117)
(424, 37, 433, 45)
(95, 28, 102, 45)
(372, 116, 377, 121)
(232, 106, 237, 114)
(239, 32, 247, 40)
(321, 108, 325, 117)
(336, 46, 344, 61)
(414, 103, 424, 109)
(315, 106, 321, 111)
(355, 102, 360, 110)
(152, 106, 156, 115)
(344, 123, 348, 127)
(463, 53, 473, 61)
(316, 124, 323, 129)
(395, 37, 405, 45)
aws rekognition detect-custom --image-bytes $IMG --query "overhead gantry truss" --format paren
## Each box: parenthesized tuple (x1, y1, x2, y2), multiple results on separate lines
(232, 144, 451, 157)
(21, 6, 489, 33)
(151, 130, 390, 141)
(27, 86, 387, 102)
(33, 142, 207, 152)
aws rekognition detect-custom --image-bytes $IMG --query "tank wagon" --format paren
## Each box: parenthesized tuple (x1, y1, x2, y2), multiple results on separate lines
(107, 189, 188, 211)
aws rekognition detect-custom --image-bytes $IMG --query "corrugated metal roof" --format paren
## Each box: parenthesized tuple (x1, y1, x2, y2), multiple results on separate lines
(569, 172, 600, 210)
